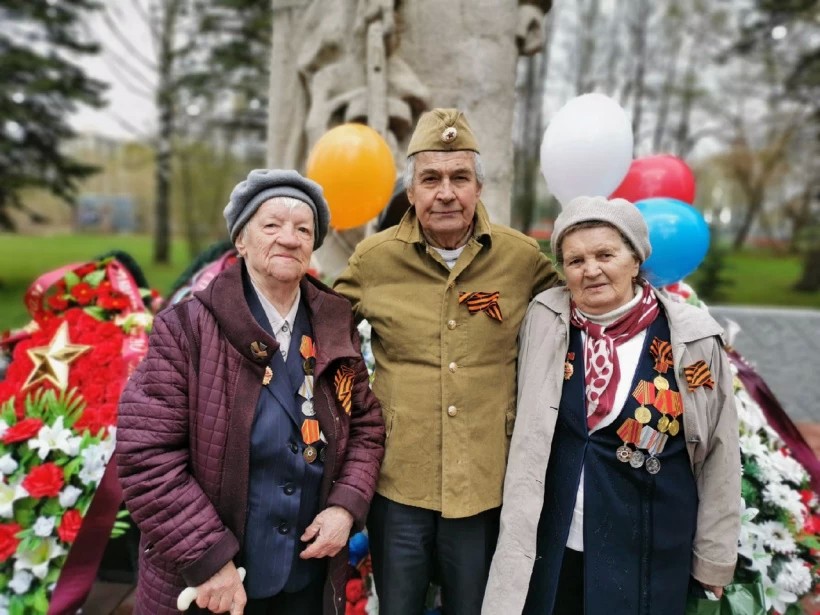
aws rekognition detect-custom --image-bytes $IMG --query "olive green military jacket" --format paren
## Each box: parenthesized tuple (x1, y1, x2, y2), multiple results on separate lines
(334, 202, 560, 518)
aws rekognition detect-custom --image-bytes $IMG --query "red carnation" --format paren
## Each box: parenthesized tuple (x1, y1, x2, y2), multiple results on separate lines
(97, 289, 130, 312)
(47, 294, 70, 311)
(2, 418, 44, 444)
(0, 522, 22, 562)
(74, 404, 117, 436)
(74, 263, 98, 278)
(22, 462, 65, 498)
(70, 283, 95, 306)
(58, 509, 84, 543)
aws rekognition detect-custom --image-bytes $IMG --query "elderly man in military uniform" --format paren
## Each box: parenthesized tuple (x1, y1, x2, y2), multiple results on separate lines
(334, 108, 560, 615)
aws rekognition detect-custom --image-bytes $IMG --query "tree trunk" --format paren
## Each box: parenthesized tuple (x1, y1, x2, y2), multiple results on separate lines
(795, 248, 820, 292)
(152, 0, 181, 265)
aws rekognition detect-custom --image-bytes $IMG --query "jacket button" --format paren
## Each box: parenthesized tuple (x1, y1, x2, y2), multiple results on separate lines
(284, 483, 295, 495)
(288, 441, 298, 454)
(447, 320, 457, 330)
(278, 522, 289, 534)
(447, 405, 458, 417)
(448, 362, 457, 373)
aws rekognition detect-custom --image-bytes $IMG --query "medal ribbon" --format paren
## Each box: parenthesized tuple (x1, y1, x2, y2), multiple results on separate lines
(458, 291, 503, 322)
(301, 418, 321, 445)
(649, 338, 674, 373)
(655, 390, 683, 417)
(631, 380, 657, 406)
(638, 425, 668, 456)
(616, 418, 642, 444)
(683, 359, 715, 391)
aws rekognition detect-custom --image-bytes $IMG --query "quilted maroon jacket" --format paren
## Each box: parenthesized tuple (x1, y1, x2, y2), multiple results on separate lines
(116, 262, 385, 614)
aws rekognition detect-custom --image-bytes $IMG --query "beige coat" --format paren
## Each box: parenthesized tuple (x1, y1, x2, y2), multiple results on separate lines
(334, 202, 559, 518)
(482, 287, 740, 615)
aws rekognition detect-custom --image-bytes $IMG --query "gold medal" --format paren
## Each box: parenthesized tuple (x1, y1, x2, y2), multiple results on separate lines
(634, 406, 652, 424)
(616, 445, 632, 463)
(657, 415, 670, 433)
(653, 375, 669, 391)
(667, 418, 680, 437)
(303, 445, 317, 464)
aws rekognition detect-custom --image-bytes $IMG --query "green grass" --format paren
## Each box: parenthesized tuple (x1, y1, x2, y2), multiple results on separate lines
(693, 248, 820, 308)
(0, 235, 817, 333)
(0, 233, 189, 331)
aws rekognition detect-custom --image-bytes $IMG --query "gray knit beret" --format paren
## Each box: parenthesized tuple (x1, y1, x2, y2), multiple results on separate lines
(223, 169, 330, 249)
(551, 196, 651, 263)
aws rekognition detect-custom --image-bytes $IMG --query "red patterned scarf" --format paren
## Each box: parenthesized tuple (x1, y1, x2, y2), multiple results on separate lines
(570, 283, 660, 430)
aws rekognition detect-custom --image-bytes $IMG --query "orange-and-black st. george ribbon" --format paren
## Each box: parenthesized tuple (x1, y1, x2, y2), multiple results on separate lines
(649, 337, 674, 373)
(458, 291, 503, 322)
(683, 359, 715, 392)
(334, 365, 355, 415)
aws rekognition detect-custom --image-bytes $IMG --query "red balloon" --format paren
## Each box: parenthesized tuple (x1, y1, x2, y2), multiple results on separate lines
(609, 155, 696, 204)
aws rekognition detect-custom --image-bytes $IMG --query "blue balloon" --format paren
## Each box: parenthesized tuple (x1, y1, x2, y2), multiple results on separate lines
(634, 198, 710, 287)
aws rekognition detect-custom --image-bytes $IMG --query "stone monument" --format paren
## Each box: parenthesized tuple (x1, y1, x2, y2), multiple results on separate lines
(267, 0, 551, 276)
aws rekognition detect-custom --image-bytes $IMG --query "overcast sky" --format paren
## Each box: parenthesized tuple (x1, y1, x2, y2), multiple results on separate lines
(70, 2, 157, 141)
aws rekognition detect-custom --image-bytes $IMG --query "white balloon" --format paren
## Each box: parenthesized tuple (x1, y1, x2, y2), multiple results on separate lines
(540, 93, 634, 207)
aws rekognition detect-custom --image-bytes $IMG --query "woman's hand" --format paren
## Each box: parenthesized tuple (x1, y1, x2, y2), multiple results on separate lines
(194, 560, 247, 614)
(299, 505, 354, 559)
(700, 583, 724, 599)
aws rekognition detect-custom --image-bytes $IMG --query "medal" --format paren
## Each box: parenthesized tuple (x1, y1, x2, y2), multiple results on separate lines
(319, 447, 327, 462)
(655, 389, 683, 437)
(615, 418, 642, 463)
(564, 362, 574, 380)
(629, 450, 645, 468)
(302, 399, 315, 416)
(262, 366, 273, 385)
(657, 415, 670, 433)
(638, 425, 668, 475)
(634, 406, 651, 424)
(303, 445, 317, 463)
(653, 375, 669, 391)
(645, 456, 661, 474)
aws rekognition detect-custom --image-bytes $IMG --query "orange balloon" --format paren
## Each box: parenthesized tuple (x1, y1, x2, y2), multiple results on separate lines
(306, 123, 396, 230)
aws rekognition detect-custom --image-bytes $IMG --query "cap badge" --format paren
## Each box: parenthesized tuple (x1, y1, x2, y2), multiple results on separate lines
(441, 126, 458, 143)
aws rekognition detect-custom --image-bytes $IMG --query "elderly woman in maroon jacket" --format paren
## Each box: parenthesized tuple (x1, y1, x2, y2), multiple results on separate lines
(117, 169, 385, 615)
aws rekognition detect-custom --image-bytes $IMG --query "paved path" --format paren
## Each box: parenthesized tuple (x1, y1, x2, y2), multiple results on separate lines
(710, 306, 820, 423)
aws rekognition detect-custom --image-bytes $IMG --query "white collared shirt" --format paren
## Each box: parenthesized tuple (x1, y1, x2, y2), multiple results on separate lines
(251, 282, 301, 361)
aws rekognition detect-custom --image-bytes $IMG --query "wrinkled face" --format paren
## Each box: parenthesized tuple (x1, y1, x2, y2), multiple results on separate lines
(407, 150, 482, 248)
(234, 198, 314, 287)
(561, 225, 640, 315)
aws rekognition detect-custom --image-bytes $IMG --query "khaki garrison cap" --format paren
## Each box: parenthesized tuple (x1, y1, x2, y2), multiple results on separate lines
(406, 108, 481, 157)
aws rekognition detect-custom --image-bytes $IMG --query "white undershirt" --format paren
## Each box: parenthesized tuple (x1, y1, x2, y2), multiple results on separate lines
(251, 282, 300, 361)
(566, 288, 646, 552)
(432, 245, 466, 269)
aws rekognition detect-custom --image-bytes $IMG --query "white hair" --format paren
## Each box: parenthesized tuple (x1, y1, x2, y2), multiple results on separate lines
(402, 152, 485, 191)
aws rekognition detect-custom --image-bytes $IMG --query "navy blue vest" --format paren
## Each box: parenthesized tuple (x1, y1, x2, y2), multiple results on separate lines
(525, 311, 697, 615)
(242, 280, 326, 599)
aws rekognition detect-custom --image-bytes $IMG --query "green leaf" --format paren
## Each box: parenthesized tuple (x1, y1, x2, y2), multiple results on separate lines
(63, 271, 81, 290)
(32, 587, 49, 613)
(10, 595, 26, 615)
(84, 269, 106, 286)
(83, 306, 106, 321)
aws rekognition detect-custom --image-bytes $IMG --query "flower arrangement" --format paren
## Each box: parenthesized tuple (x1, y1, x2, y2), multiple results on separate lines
(734, 376, 820, 614)
(0, 257, 154, 614)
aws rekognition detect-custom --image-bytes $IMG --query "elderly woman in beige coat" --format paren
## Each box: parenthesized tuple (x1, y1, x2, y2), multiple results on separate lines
(482, 197, 740, 615)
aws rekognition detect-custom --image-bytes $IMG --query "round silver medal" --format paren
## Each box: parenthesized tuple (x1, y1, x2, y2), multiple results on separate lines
(629, 450, 645, 468)
(301, 399, 315, 416)
(645, 456, 661, 475)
